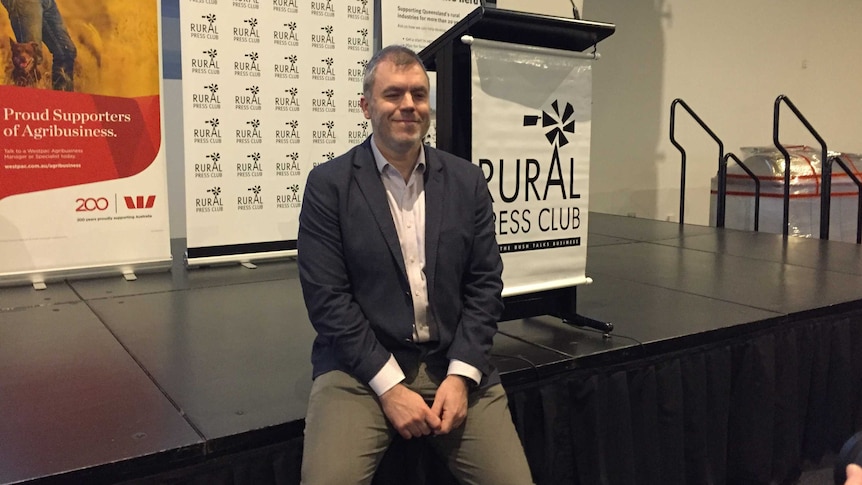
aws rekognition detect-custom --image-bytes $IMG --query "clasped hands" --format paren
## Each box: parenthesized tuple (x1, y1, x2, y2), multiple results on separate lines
(379, 374, 470, 439)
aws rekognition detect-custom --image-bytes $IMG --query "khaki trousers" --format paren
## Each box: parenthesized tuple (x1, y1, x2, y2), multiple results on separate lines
(300, 367, 535, 485)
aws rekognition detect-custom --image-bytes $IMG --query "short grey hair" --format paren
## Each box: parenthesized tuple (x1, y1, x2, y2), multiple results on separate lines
(362, 45, 429, 97)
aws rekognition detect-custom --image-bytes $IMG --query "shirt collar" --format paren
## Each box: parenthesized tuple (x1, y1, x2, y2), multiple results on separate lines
(370, 135, 426, 177)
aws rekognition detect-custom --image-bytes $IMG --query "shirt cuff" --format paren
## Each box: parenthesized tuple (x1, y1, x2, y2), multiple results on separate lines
(368, 354, 405, 396)
(447, 359, 482, 386)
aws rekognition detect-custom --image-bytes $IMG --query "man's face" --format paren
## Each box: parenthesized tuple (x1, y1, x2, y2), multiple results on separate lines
(360, 59, 431, 156)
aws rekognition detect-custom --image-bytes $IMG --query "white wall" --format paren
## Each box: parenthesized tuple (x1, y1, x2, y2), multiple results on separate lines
(498, 0, 862, 225)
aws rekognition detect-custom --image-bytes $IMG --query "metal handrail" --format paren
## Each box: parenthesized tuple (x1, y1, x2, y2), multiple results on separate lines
(724, 152, 762, 232)
(772, 95, 830, 239)
(670, 98, 725, 226)
(830, 154, 862, 244)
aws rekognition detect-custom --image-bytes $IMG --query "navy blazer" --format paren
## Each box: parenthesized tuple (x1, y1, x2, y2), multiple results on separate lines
(297, 138, 504, 388)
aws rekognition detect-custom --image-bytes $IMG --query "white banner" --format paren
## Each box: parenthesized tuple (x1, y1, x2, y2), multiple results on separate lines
(180, 0, 373, 262)
(471, 39, 592, 297)
(0, 0, 170, 284)
(380, 0, 479, 52)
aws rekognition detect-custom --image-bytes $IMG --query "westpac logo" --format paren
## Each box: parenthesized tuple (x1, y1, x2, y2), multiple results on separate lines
(276, 184, 302, 209)
(235, 85, 262, 110)
(276, 152, 301, 176)
(313, 121, 336, 144)
(311, 0, 335, 17)
(347, 28, 369, 52)
(276, 120, 301, 144)
(196, 186, 224, 213)
(311, 25, 336, 50)
(348, 121, 368, 144)
(313, 151, 335, 168)
(235, 51, 261, 77)
(192, 83, 221, 109)
(348, 91, 362, 113)
(234, 18, 260, 43)
(275, 87, 300, 112)
(191, 48, 220, 75)
(237, 152, 264, 177)
(312, 57, 335, 81)
(348, 59, 367, 83)
(347, 0, 369, 20)
(124, 195, 156, 210)
(273, 0, 299, 13)
(195, 152, 224, 178)
(238, 185, 264, 211)
(312, 89, 336, 113)
(194, 118, 222, 144)
(232, 0, 259, 9)
(274, 21, 300, 46)
(236, 119, 263, 144)
(190, 13, 219, 40)
(275, 54, 300, 79)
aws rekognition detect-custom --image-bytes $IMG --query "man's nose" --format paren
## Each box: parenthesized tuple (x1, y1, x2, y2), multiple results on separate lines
(400, 93, 415, 110)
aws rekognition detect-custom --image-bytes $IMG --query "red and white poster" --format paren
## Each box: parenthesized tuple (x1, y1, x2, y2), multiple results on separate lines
(0, 0, 170, 284)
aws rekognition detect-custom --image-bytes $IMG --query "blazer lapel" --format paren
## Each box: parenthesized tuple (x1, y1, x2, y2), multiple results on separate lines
(424, 147, 444, 304)
(352, 140, 407, 277)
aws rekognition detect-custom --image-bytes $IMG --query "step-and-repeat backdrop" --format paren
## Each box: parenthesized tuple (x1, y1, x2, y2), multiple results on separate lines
(180, 0, 373, 263)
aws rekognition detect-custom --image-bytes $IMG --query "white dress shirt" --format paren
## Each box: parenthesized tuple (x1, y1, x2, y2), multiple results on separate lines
(366, 137, 482, 396)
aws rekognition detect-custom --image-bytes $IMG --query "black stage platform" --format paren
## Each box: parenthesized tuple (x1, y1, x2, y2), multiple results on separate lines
(3, 213, 862, 485)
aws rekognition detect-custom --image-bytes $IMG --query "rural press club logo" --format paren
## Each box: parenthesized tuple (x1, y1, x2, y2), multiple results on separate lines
(196, 186, 224, 213)
(233, 18, 260, 43)
(313, 151, 335, 168)
(311, 0, 335, 17)
(348, 121, 368, 144)
(347, 28, 369, 52)
(313, 121, 336, 144)
(193, 83, 220, 109)
(191, 49, 220, 75)
(479, 99, 583, 246)
(277, 152, 301, 176)
(276, 87, 300, 111)
(275, 54, 300, 79)
(275, 22, 300, 46)
(311, 25, 335, 50)
(348, 91, 362, 113)
(190, 14, 219, 40)
(276, 120, 301, 144)
(276, 184, 302, 209)
(274, 0, 299, 13)
(238, 185, 264, 211)
(347, 0, 369, 20)
(312, 57, 335, 81)
(237, 152, 263, 177)
(235, 51, 261, 77)
(347, 60, 365, 83)
(236, 119, 263, 144)
(195, 152, 223, 178)
(235, 85, 262, 110)
(232, 0, 259, 9)
(312, 89, 336, 112)
(194, 118, 222, 144)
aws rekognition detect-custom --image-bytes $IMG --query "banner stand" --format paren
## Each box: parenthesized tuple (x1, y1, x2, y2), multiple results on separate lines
(419, 6, 615, 333)
(0, 259, 172, 290)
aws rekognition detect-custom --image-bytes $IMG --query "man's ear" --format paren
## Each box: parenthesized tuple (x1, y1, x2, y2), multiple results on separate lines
(359, 95, 371, 120)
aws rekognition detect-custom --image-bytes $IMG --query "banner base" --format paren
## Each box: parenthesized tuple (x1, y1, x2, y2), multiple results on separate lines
(0, 259, 172, 289)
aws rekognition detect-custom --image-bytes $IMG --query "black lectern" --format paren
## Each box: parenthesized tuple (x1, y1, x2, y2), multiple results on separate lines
(419, 6, 616, 331)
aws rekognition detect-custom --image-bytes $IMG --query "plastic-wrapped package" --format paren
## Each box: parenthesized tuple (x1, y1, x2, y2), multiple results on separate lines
(709, 145, 862, 241)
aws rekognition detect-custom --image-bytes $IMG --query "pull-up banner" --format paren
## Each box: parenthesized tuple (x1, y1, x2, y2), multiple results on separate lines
(0, 0, 170, 285)
(470, 39, 592, 296)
